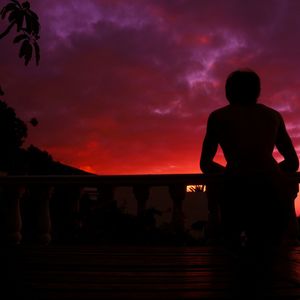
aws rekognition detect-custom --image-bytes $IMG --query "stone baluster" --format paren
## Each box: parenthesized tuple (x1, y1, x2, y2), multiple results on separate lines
(2, 184, 26, 244)
(169, 184, 186, 231)
(30, 185, 54, 245)
(76, 187, 86, 214)
(133, 185, 150, 217)
(73, 186, 86, 239)
(98, 184, 114, 205)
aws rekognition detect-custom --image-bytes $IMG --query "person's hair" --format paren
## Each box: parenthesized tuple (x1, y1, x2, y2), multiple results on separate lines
(225, 69, 260, 104)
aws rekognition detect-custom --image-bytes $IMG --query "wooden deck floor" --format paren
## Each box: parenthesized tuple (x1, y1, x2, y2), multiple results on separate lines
(1, 244, 300, 299)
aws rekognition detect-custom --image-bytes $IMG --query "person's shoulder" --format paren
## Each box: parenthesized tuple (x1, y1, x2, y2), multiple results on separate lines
(257, 103, 282, 119)
(207, 105, 233, 125)
(209, 105, 231, 118)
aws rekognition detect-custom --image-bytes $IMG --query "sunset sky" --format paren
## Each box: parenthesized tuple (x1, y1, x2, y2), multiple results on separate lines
(1, 1, 300, 211)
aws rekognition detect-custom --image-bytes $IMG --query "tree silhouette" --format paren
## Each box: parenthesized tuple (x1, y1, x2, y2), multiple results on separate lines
(0, 91, 27, 149)
(0, 0, 40, 65)
(27, 145, 53, 174)
(0, 89, 27, 171)
(0, 1, 40, 170)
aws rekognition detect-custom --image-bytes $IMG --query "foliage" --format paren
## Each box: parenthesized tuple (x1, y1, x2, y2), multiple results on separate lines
(27, 144, 53, 174)
(0, 103, 27, 172)
(29, 117, 38, 126)
(0, 1, 42, 171)
(0, 90, 27, 149)
(0, 89, 53, 173)
(0, 89, 27, 171)
(0, 0, 40, 65)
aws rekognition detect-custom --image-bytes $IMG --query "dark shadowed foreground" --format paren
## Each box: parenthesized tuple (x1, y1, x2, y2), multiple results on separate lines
(2, 245, 300, 299)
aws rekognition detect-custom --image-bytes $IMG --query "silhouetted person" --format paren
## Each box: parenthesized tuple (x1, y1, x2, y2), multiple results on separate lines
(200, 69, 299, 250)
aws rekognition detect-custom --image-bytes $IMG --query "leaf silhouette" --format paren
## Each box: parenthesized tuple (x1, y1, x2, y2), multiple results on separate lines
(33, 41, 40, 65)
(11, 0, 21, 8)
(21, 1, 30, 9)
(28, 14, 39, 35)
(16, 12, 24, 31)
(29, 9, 38, 20)
(24, 42, 33, 65)
(0, 3, 15, 19)
(1, 0, 41, 65)
(25, 13, 32, 32)
(8, 10, 17, 22)
(29, 117, 38, 127)
(13, 33, 27, 43)
(19, 38, 29, 58)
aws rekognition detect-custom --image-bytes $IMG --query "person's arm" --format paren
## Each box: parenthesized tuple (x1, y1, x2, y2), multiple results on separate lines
(276, 114, 299, 172)
(200, 113, 225, 174)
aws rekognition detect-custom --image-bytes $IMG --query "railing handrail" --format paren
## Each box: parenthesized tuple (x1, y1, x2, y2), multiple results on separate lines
(0, 172, 299, 186)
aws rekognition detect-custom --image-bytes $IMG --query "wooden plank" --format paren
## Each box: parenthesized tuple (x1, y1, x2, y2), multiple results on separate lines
(2, 245, 300, 299)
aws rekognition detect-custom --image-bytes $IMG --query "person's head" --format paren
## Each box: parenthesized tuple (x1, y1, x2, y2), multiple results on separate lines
(225, 69, 260, 104)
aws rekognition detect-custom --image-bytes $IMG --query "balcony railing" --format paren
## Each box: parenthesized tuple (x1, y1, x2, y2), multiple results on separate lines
(1, 173, 299, 245)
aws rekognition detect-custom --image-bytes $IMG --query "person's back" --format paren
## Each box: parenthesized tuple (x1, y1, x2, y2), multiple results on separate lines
(200, 69, 299, 248)
(209, 103, 285, 175)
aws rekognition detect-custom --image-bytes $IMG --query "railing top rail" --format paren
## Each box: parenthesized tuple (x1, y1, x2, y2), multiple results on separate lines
(0, 172, 299, 186)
